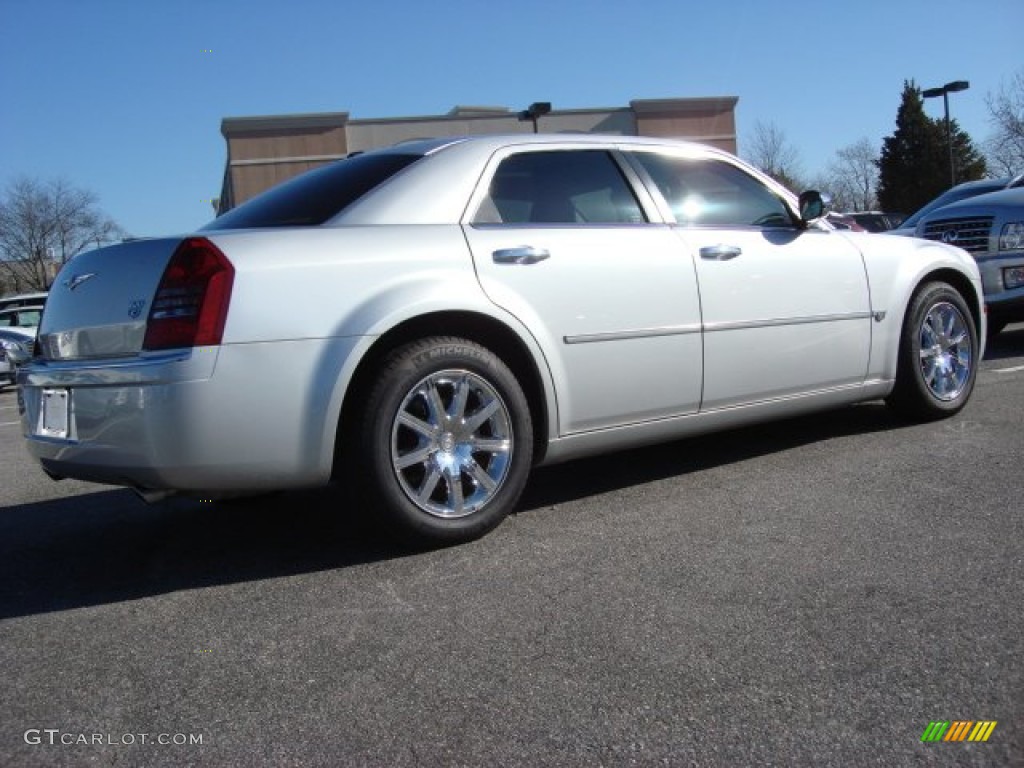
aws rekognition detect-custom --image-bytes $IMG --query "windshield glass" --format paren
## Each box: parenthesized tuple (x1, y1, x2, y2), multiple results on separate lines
(203, 152, 422, 230)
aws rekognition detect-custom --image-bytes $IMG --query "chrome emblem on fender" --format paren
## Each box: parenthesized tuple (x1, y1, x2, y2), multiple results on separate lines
(64, 272, 97, 291)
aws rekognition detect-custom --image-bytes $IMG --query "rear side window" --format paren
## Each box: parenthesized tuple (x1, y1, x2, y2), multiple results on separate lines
(204, 153, 422, 230)
(473, 150, 646, 225)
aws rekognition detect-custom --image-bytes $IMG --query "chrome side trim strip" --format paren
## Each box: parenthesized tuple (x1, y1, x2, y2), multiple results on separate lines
(564, 324, 702, 345)
(703, 311, 873, 333)
(564, 312, 871, 344)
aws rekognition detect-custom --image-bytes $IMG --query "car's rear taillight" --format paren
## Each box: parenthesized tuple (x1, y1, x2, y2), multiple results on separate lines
(143, 237, 234, 350)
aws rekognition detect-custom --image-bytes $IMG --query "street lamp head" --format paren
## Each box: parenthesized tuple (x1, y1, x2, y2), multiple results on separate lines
(517, 101, 552, 134)
(923, 80, 970, 98)
(518, 102, 552, 121)
(526, 102, 551, 119)
(921, 79, 970, 187)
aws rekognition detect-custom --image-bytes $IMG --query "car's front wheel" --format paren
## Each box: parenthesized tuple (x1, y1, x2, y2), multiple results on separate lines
(358, 337, 533, 543)
(886, 281, 978, 420)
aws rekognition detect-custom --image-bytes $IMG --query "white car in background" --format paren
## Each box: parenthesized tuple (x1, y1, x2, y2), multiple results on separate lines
(0, 291, 48, 312)
(0, 305, 44, 330)
(18, 135, 984, 543)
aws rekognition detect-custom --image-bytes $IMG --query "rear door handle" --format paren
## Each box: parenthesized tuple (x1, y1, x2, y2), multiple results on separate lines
(699, 245, 742, 261)
(492, 246, 551, 265)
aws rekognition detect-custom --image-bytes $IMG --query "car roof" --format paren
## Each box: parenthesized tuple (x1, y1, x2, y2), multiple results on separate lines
(389, 133, 717, 155)
(332, 134, 777, 227)
(954, 176, 1017, 191)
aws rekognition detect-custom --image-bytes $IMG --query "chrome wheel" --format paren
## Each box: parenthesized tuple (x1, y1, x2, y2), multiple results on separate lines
(887, 281, 978, 421)
(391, 369, 513, 519)
(918, 301, 973, 402)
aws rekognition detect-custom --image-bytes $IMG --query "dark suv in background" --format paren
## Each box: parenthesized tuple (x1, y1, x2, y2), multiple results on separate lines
(916, 187, 1024, 337)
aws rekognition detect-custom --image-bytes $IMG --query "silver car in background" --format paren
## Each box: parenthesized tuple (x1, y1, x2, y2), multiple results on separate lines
(18, 135, 985, 543)
(1, 328, 34, 389)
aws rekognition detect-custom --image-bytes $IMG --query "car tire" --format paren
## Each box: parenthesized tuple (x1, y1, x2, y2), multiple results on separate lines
(886, 281, 978, 421)
(358, 336, 533, 543)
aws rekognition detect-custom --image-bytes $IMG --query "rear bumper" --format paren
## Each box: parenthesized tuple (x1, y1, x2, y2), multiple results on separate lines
(17, 338, 359, 492)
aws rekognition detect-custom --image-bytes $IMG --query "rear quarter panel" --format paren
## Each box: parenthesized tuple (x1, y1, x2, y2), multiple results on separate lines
(204, 226, 557, 478)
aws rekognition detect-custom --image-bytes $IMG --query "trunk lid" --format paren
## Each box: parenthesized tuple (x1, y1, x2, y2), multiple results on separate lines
(38, 238, 183, 360)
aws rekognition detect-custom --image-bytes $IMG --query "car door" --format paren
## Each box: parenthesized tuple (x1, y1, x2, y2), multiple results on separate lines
(626, 150, 872, 410)
(462, 146, 703, 434)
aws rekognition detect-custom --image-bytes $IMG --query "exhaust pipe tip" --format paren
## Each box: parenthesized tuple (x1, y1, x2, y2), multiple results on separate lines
(133, 488, 179, 504)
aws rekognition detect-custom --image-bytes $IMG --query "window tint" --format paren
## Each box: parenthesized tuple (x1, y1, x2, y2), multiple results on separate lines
(473, 150, 646, 225)
(203, 153, 422, 230)
(633, 154, 793, 228)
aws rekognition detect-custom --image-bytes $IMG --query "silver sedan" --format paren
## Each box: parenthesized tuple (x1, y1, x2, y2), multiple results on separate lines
(18, 135, 984, 542)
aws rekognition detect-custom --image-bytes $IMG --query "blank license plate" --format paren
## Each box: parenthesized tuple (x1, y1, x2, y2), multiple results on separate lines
(41, 388, 70, 438)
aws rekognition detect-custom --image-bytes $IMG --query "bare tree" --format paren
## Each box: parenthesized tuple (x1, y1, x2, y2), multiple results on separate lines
(744, 121, 805, 190)
(821, 138, 879, 211)
(984, 69, 1024, 176)
(0, 178, 124, 293)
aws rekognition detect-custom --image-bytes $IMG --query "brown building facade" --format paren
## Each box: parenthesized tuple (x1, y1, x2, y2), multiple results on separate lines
(217, 97, 738, 213)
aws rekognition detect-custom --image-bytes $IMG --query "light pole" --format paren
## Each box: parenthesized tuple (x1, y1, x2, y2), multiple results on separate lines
(518, 102, 551, 134)
(922, 80, 969, 187)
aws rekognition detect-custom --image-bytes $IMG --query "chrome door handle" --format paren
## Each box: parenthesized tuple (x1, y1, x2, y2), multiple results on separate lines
(492, 246, 551, 265)
(699, 245, 742, 261)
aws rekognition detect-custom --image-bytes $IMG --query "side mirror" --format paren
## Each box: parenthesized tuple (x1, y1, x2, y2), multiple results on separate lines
(798, 190, 832, 224)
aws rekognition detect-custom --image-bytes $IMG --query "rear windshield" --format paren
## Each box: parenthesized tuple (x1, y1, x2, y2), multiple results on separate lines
(203, 152, 422, 230)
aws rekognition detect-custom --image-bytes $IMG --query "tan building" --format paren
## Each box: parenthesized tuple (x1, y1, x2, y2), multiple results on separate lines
(217, 97, 739, 213)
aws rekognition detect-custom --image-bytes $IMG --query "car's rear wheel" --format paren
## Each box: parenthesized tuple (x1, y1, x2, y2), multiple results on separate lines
(358, 337, 533, 543)
(886, 281, 978, 420)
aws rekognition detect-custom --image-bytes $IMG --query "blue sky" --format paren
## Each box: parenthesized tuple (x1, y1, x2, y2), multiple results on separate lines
(1, 0, 1021, 237)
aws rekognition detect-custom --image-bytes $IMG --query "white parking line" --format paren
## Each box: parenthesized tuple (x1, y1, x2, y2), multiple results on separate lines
(993, 364, 1024, 374)
(0, 420, 21, 427)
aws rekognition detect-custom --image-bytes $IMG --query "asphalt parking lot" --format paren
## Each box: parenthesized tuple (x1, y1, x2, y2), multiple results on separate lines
(1, 328, 1022, 767)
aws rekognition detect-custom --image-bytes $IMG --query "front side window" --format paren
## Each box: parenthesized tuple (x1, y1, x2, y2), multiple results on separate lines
(473, 150, 646, 225)
(632, 153, 794, 229)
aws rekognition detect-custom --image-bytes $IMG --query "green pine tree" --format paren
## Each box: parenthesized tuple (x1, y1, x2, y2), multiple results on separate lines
(877, 81, 986, 214)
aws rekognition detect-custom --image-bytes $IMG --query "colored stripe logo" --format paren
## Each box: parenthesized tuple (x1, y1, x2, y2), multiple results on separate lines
(921, 721, 997, 742)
